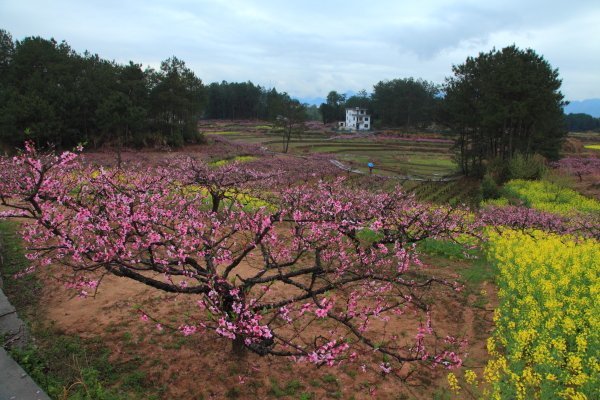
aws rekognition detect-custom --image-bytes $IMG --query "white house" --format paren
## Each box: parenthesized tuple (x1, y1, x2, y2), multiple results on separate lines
(337, 107, 370, 131)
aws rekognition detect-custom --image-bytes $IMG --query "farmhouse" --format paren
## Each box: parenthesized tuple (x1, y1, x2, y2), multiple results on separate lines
(338, 107, 371, 131)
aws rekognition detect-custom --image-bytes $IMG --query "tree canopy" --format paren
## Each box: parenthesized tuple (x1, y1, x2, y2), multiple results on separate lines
(318, 91, 347, 124)
(318, 81, 438, 129)
(564, 113, 600, 132)
(0, 33, 209, 149)
(205, 81, 297, 121)
(371, 78, 439, 128)
(442, 45, 566, 175)
(0, 29, 310, 150)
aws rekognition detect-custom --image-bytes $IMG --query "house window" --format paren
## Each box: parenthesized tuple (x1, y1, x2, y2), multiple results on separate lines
(365, 117, 369, 121)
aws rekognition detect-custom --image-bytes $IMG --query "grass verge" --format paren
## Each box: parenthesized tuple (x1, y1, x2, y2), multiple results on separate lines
(0, 220, 159, 399)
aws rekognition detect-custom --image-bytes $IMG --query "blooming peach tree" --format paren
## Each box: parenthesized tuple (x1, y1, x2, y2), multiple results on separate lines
(1, 144, 476, 374)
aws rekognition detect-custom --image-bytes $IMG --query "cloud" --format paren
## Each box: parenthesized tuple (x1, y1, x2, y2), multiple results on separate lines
(1, 0, 599, 100)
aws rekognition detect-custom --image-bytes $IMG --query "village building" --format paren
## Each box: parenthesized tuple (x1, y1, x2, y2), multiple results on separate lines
(337, 107, 371, 131)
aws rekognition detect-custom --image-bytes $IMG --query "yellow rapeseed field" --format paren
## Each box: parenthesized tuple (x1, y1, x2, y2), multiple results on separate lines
(480, 229, 599, 399)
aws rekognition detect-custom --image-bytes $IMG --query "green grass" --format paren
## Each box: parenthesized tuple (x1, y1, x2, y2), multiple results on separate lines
(459, 256, 496, 286)
(211, 128, 458, 178)
(356, 228, 384, 243)
(9, 328, 152, 399)
(268, 378, 304, 397)
(417, 238, 479, 261)
(205, 131, 243, 135)
(0, 221, 38, 308)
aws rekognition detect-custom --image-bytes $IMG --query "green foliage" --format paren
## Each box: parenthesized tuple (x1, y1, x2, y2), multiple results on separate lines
(506, 153, 547, 181)
(319, 91, 346, 124)
(355, 228, 384, 243)
(205, 82, 302, 121)
(148, 56, 206, 146)
(564, 113, 600, 132)
(345, 89, 372, 111)
(0, 30, 206, 150)
(209, 155, 257, 167)
(480, 174, 502, 200)
(121, 371, 147, 392)
(371, 78, 439, 128)
(417, 238, 479, 261)
(207, 131, 242, 135)
(9, 334, 132, 399)
(65, 368, 124, 400)
(443, 45, 566, 175)
(0, 220, 40, 312)
(459, 257, 495, 287)
(304, 104, 322, 121)
(321, 374, 338, 384)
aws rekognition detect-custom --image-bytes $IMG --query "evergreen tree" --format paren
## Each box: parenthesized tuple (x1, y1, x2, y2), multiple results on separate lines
(319, 91, 346, 123)
(371, 78, 439, 128)
(443, 45, 566, 175)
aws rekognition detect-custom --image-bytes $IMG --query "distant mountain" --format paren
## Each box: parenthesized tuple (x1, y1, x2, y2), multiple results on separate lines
(299, 91, 367, 106)
(300, 95, 600, 115)
(564, 99, 600, 118)
(298, 96, 326, 106)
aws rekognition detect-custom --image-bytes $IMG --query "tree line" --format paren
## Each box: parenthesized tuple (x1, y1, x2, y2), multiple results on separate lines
(564, 113, 600, 132)
(319, 79, 440, 128)
(1, 29, 571, 176)
(0, 29, 306, 150)
(0, 30, 208, 149)
(320, 46, 568, 176)
(206, 81, 303, 120)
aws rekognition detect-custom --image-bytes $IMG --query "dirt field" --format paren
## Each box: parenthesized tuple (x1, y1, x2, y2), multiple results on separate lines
(34, 251, 494, 399)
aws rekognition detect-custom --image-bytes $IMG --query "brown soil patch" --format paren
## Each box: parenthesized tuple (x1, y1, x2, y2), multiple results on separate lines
(37, 255, 495, 400)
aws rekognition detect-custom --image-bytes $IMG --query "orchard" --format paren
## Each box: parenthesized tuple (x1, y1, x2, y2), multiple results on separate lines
(1, 144, 597, 399)
(0, 144, 474, 370)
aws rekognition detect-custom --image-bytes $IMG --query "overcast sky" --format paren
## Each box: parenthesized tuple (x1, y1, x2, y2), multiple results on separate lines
(2, 0, 599, 102)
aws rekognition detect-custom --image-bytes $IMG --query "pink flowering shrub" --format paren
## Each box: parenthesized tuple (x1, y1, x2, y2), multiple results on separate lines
(0, 143, 478, 370)
(551, 157, 600, 181)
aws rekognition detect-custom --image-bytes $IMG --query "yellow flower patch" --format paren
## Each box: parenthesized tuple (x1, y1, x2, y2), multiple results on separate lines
(484, 229, 599, 399)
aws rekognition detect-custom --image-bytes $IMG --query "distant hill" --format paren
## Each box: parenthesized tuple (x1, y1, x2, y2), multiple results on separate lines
(298, 96, 326, 106)
(299, 91, 358, 106)
(564, 99, 600, 118)
(301, 96, 600, 116)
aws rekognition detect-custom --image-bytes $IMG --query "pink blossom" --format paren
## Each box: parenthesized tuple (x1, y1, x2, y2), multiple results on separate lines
(179, 325, 197, 336)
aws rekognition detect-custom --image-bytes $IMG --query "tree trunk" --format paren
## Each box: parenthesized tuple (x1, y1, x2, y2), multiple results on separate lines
(211, 193, 220, 213)
(231, 336, 247, 358)
(116, 133, 123, 170)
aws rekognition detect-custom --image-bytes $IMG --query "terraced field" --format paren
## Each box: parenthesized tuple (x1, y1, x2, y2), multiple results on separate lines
(200, 121, 459, 179)
(402, 178, 480, 206)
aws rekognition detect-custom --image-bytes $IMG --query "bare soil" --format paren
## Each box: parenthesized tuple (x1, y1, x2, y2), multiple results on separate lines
(37, 255, 495, 400)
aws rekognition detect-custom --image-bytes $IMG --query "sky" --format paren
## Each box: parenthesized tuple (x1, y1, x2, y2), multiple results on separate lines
(2, 0, 600, 103)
